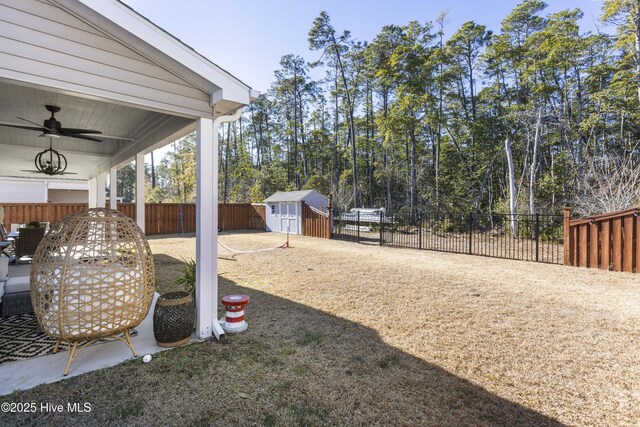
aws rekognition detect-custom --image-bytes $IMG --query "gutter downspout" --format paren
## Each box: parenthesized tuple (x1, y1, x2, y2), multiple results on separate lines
(210, 107, 243, 340)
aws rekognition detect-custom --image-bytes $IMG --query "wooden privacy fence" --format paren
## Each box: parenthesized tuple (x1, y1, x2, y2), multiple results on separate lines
(219, 203, 265, 230)
(1, 202, 265, 236)
(301, 203, 331, 239)
(0, 203, 88, 226)
(564, 207, 640, 272)
(117, 203, 197, 235)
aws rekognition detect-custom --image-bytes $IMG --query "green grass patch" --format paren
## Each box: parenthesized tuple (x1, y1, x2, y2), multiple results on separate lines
(279, 346, 297, 356)
(119, 401, 144, 418)
(270, 380, 293, 394)
(263, 413, 278, 427)
(351, 355, 365, 364)
(291, 400, 328, 426)
(377, 354, 399, 369)
(296, 330, 323, 346)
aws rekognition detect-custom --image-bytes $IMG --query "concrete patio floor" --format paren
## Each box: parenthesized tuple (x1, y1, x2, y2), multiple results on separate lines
(0, 263, 190, 396)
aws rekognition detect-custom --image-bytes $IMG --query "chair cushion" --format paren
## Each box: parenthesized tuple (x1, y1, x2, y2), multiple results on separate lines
(5, 276, 30, 294)
(0, 253, 7, 281)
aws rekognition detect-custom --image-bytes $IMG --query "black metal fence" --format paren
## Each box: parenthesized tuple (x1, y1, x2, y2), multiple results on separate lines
(332, 211, 564, 264)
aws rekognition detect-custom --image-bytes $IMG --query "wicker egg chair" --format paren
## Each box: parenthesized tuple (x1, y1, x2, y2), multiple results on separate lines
(30, 208, 155, 375)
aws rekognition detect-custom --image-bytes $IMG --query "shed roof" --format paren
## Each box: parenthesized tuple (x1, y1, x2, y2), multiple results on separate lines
(264, 190, 321, 203)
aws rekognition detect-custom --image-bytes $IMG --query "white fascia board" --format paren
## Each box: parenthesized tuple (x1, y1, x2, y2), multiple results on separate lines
(0, 176, 45, 185)
(58, 0, 253, 107)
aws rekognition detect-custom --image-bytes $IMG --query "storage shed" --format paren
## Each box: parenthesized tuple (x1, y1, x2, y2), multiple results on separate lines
(264, 190, 328, 234)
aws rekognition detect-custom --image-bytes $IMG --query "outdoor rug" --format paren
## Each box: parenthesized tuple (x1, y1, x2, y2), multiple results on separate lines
(0, 314, 137, 364)
(0, 314, 57, 364)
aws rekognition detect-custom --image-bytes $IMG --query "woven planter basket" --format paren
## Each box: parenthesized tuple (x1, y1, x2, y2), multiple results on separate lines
(30, 208, 155, 374)
(153, 291, 194, 347)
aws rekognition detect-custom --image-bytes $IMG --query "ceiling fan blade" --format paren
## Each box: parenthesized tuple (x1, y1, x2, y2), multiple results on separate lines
(0, 122, 43, 132)
(60, 128, 102, 135)
(66, 133, 103, 142)
(93, 134, 135, 141)
(20, 170, 77, 175)
(17, 117, 57, 134)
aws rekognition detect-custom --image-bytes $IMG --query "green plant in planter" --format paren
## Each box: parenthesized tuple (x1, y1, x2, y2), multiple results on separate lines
(174, 258, 196, 296)
(27, 221, 41, 228)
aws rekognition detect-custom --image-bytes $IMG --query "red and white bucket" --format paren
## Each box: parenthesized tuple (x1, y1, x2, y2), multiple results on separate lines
(221, 294, 250, 333)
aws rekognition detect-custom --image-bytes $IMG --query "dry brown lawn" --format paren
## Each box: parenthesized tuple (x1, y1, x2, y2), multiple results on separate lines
(2, 230, 639, 426)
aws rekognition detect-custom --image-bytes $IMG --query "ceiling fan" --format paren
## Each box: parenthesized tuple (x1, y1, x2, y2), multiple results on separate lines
(0, 105, 132, 142)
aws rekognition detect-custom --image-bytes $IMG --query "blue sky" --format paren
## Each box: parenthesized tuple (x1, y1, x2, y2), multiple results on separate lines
(122, 0, 607, 93)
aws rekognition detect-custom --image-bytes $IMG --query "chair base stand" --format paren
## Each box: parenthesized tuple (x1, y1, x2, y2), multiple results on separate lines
(55, 329, 138, 376)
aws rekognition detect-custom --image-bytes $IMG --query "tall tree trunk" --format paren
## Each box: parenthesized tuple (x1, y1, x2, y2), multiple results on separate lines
(529, 107, 543, 215)
(635, 0, 640, 103)
(366, 78, 374, 207)
(254, 108, 263, 169)
(150, 151, 156, 189)
(331, 37, 358, 207)
(436, 15, 445, 215)
(223, 123, 231, 203)
(409, 124, 417, 213)
(382, 90, 391, 210)
(293, 73, 300, 190)
(575, 66, 585, 178)
(505, 135, 518, 234)
(333, 71, 340, 203)
(299, 93, 308, 185)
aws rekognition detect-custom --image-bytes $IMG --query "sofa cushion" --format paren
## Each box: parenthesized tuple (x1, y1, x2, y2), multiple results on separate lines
(5, 276, 30, 294)
(0, 280, 4, 303)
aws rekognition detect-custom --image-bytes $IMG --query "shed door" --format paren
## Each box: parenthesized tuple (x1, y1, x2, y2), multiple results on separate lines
(279, 203, 297, 234)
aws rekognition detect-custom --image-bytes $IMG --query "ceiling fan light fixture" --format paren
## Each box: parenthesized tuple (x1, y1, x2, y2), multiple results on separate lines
(35, 137, 67, 176)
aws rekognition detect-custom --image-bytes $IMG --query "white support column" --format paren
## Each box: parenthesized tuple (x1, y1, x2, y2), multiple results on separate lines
(109, 167, 118, 210)
(195, 117, 216, 339)
(88, 178, 98, 208)
(195, 110, 243, 340)
(135, 153, 145, 232)
(96, 172, 107, 208)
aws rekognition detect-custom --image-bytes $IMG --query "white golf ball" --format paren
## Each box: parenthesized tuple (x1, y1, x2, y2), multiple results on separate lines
(142, 354, 152, 363)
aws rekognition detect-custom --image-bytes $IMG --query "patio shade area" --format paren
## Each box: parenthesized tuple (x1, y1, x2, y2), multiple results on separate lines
(0, 289, 173, 395)
(1, 232, 638, 426)
(0, 0, 258, 342)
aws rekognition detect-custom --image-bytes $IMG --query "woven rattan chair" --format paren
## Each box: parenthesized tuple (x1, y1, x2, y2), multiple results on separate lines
(15, 227, 45, 262)
(30, 208, 155, 375)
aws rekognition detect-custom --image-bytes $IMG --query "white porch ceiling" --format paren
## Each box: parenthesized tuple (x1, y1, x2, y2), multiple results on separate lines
(0, 80, 193, 180)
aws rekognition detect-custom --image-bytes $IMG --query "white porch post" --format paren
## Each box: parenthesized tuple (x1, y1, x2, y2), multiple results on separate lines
(135, 153, 145, 232)
(96, 172, 107, 208)
(195, 117, 217, 339)
(195, 110, 243, 340)
(109, 167, 118, 210)
(88, 177, 97, 208)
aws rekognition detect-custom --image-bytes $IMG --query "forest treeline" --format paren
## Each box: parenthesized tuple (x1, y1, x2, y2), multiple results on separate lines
(139, 0, 640, 217)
